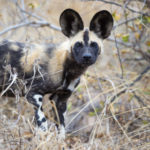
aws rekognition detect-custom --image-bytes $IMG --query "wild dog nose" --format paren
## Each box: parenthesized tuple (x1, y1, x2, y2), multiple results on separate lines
(83, 53, 92, 61)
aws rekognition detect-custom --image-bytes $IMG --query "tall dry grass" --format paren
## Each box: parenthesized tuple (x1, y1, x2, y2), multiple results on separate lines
(0, 0, 150, 149)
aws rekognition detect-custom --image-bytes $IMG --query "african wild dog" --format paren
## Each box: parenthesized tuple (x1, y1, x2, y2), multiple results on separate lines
(0, 9, 113, 138)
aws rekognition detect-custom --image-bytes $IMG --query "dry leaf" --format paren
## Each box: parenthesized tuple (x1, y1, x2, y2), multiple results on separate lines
(146, 41, 150, 47)
(23, 131, 33, 138)
(135, 32, 140, 40)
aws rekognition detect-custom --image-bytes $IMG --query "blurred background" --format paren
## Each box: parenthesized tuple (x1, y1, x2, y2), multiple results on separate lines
(0, 0, 150, 149)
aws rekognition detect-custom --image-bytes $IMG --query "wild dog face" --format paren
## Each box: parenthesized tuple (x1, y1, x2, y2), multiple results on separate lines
(60, 9, 113, 67)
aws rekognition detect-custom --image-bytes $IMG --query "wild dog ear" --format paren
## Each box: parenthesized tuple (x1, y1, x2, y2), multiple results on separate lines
(59, 9, 84, 37)
(90, 10, 113, 39)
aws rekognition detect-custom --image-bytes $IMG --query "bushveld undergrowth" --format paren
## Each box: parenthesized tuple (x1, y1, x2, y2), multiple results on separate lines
(0, 0, 150, 149)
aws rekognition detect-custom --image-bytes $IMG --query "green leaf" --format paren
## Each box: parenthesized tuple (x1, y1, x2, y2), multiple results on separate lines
(143, 91, 150, 95)
(147, 49, 150, 53)
(112, 11, 121, 21)
(88, 111, 96, 116)
(100, 101, 104, 108)
(77, 86, 82, 92)
(147, 16, 150, 23)
(77, 85, 84, 92)
(128, 93, 134, 102)
(125, 12, 129, 17)
(142, 16, 150, 24)
(28, 3, 35, 9)
(88, 108, 102, 116)
(67, 102, 72, 111)
(146, 41, 150, 47)
(143, 120, 149, 125)
(122, 34, 129, 42)
(112, 12, 116, 18)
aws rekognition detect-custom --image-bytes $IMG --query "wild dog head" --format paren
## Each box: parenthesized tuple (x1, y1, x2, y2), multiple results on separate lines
(59, 9, 113, 67)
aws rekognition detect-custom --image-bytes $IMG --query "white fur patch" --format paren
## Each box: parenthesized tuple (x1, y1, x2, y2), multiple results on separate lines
(9, 44, 20, 51)
(58, 125, 66, 139)
(67, 78, 79, 91)
(37, 109, 44, 120)
(33, 94, 43, 107)
(39, 120, 48, 131)
(37, 108, 48, 131)
(33, 94, 48, 131)
(63, 111, 66, 119)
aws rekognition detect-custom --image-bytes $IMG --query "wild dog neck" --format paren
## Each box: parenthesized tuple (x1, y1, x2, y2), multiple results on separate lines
(63, 56, 87, 84)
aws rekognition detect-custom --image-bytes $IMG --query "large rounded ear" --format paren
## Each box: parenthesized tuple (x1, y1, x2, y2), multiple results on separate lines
(90, 10, 113, 39)
(59, 9, 84, 37)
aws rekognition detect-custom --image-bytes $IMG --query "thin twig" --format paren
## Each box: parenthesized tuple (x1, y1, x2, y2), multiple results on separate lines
(107, 37, 133, 47)
(20, 0, 28, 22)
(110, 65, 150, 103)
(85, 0, 149, 16)
(0, 21, 60, 36)
(16, 2, 45, 21)
(113, 32, 124, 79)
(134, 48, 150, 63)
(110, 105, 134, 146)
(113, 16, 140, 29)
(133, 93, 147, 107)
(0, 73, 18, 97)
(123, 58, 144, 62)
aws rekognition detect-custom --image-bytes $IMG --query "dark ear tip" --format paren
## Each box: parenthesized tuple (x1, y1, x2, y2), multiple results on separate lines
(60, 8, 76, 17)
(59, 8, 84, 37)
(99, 10, 112, 14)
(60, 9, 76, 23)
(90, 10, 113, 39)
(98, 10, 114, 22)
(61, 8, 77, 13)
(60, 8, 80, 19)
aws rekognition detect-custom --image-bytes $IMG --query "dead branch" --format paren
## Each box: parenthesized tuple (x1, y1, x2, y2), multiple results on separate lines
(123, 57, 144, 62)
(134, 48, 150, 63)
(84, 0, 150, 16)
(113, 16, 141, 29)
(133, 93, 147, 107)
(107, 37, 133, 47)
(113, 32, 124, 79)
(0, 21, 61, 36)
(15, 1, 47, 21)
(110, 65, 150, 103)
(134, 0, 150, 8)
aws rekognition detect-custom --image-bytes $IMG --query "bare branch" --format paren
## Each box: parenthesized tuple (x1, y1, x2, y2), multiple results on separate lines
(113, 16, 141, 29)
(110, 65, 150, 103)
(107, 37, 133, 47)
(123, 57, 144, 62)
(0, 21, 61, 36)
(114, 32, 124, 78)
(133, 93, 147, 107)
(15, 1, 45, 21)
(84, 0, 150, 16)
(20, 0, 28, 22)
(134, 0, 150, 8)
(134, 48, 150, 63)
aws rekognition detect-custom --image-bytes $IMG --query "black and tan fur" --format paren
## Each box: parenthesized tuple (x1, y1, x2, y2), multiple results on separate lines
(0, 9, 113, 138)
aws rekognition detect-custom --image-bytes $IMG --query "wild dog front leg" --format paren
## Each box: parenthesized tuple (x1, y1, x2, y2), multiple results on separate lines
(50, 78, 80, 138)
(26, 93, 48, 131)
(50, 90, 71, 138)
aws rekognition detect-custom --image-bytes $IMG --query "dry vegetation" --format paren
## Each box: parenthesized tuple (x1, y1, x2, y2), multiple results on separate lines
(0, 0, 150, 149)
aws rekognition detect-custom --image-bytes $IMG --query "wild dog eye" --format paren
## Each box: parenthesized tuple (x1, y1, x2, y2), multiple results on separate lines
(90, 42, 100, 55)
(74, 42, 83, 48)
(90, 42, 98, 49)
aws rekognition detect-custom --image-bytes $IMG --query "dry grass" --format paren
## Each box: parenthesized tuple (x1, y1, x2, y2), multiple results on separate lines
(0, 0, 150, 149)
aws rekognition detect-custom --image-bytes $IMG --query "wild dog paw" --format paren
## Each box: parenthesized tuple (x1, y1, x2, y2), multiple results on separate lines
(58, 125, 66, 140)
(38, 120, 48, 132)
